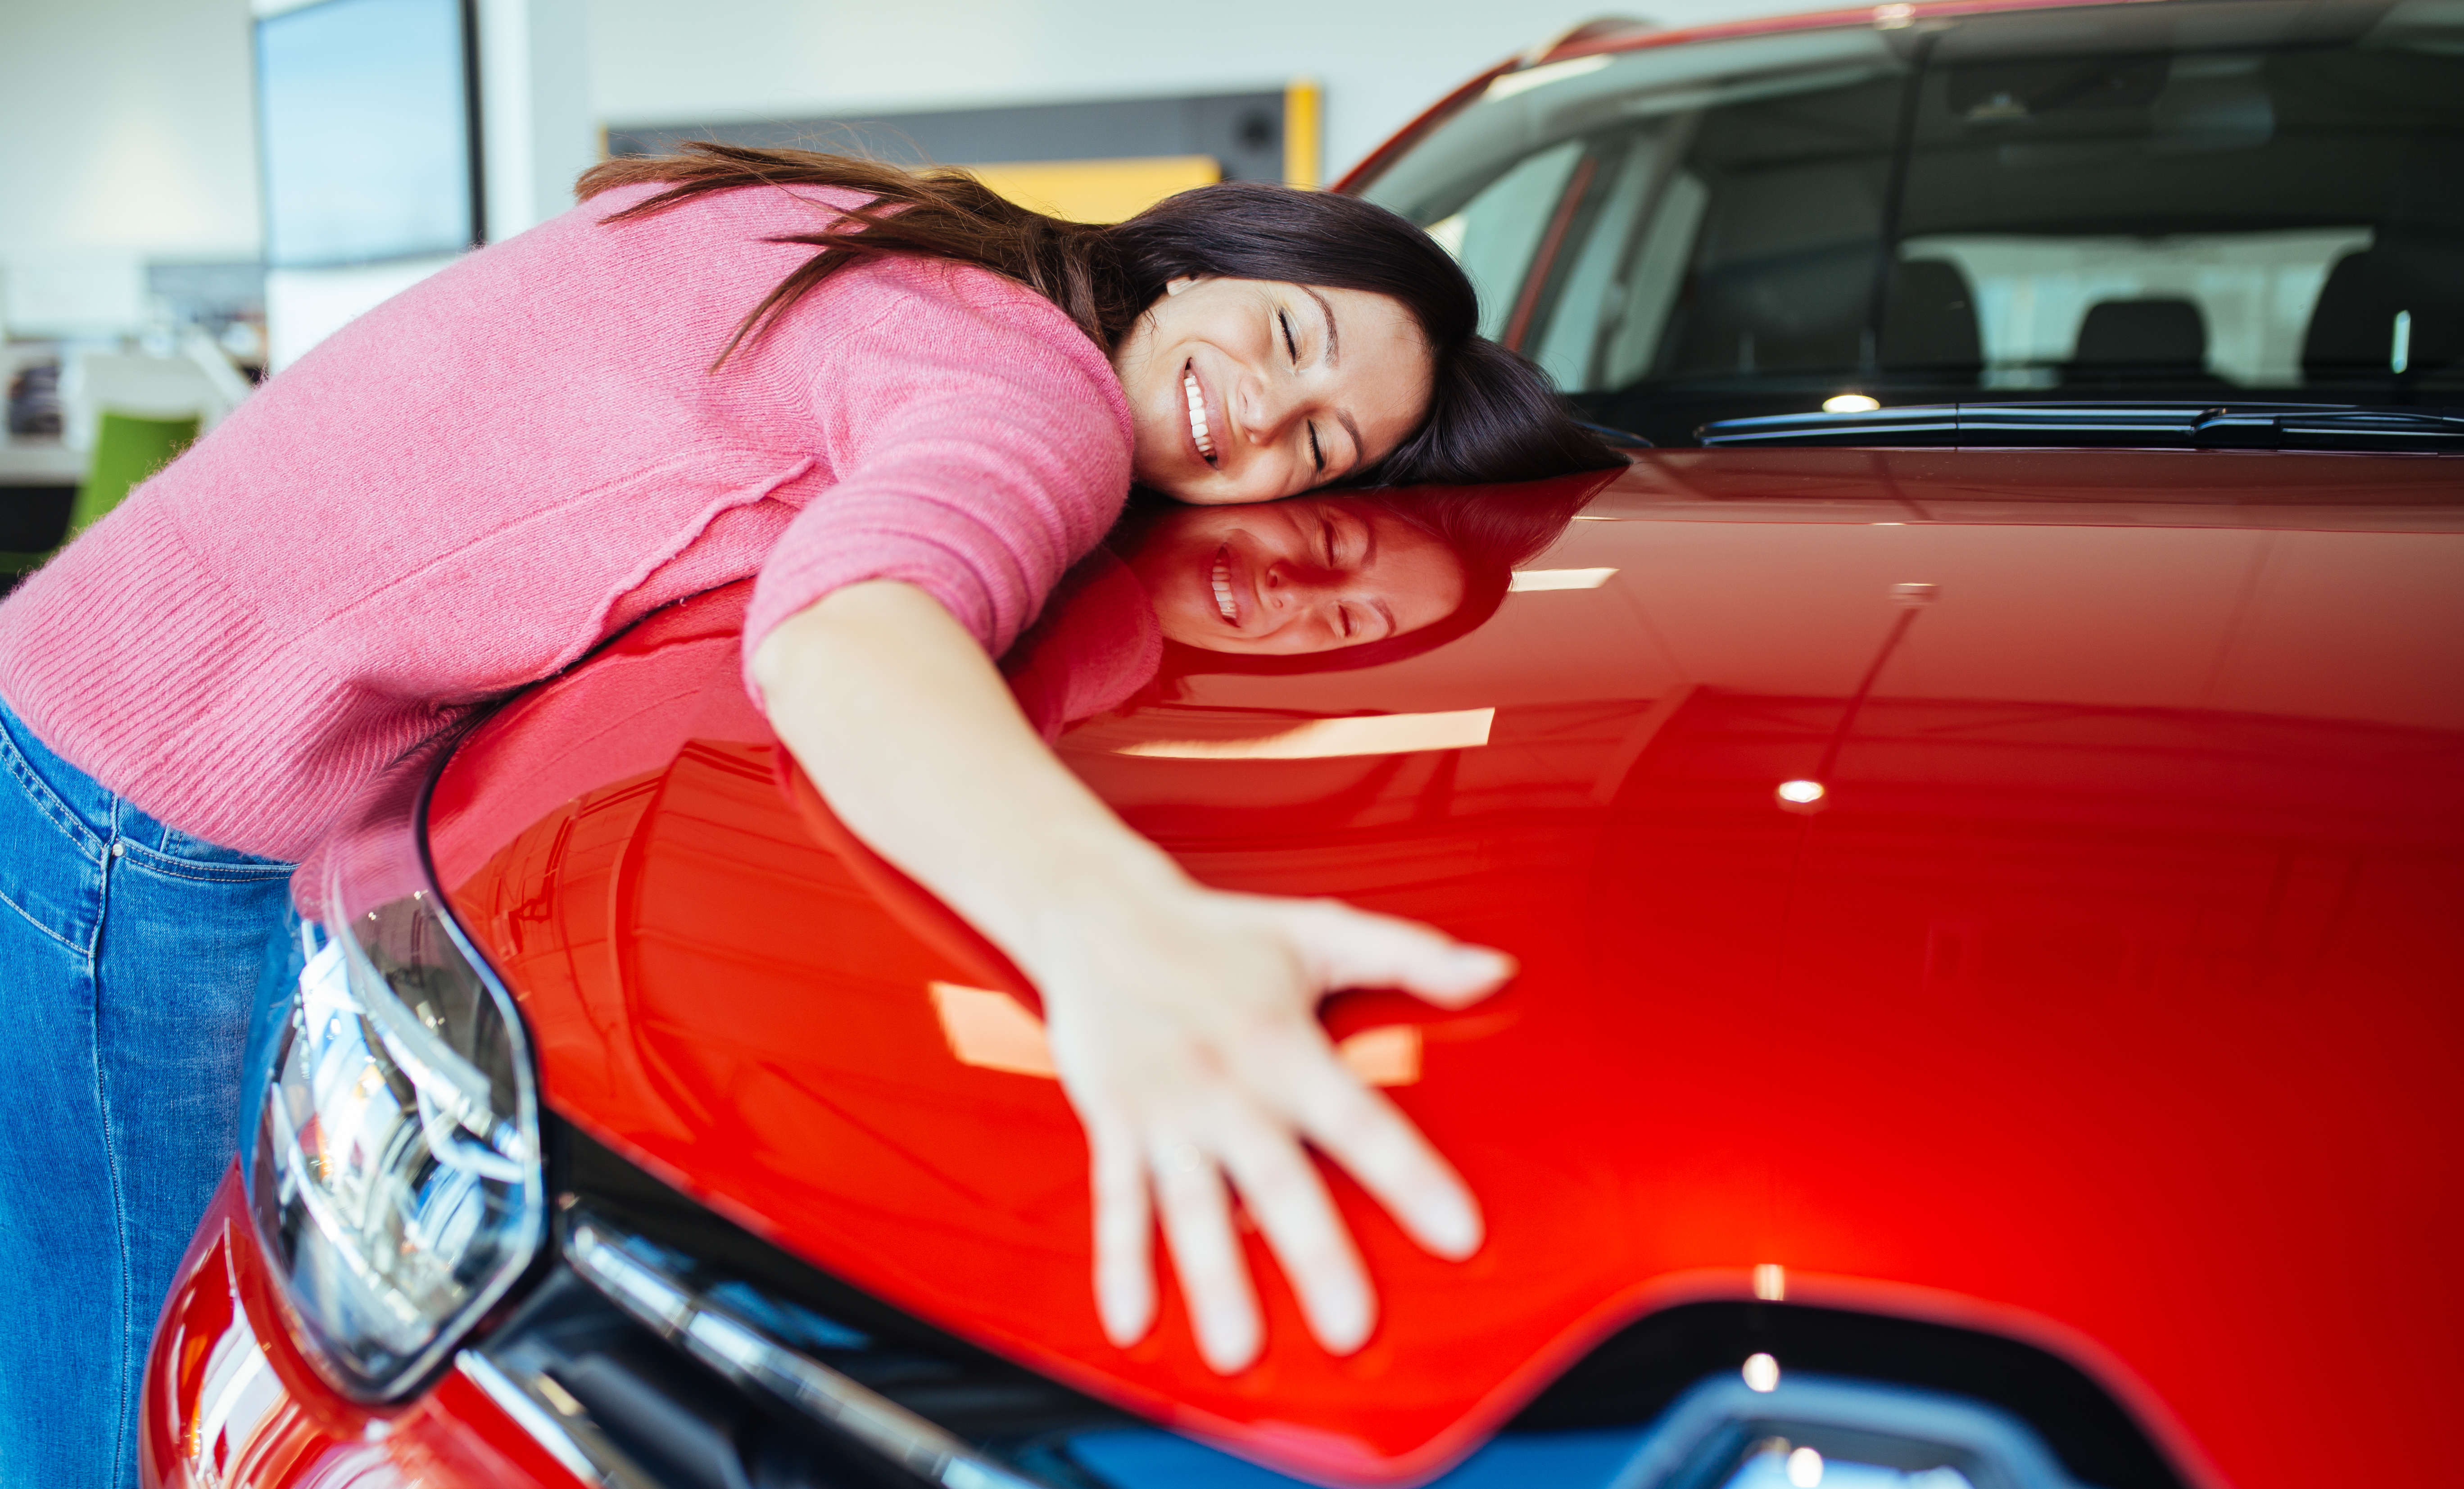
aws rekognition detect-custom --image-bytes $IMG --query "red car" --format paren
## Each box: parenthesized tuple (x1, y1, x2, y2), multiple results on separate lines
(147, 3, 2461, 1488)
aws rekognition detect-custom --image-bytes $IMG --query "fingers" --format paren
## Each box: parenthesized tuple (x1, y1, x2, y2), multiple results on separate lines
(1215, 1121, 1374, 1354)
(1286, 1057, 1484, 1261)
(1089, 1121, 1155, 1348)
(1283, 900, 1516, 1009)
(1150, 1138, 1262, 1374)
(1101, 1115, 1371, 1368)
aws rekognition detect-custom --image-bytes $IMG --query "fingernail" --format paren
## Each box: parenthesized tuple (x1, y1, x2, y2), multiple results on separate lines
(1422, 1193, 1483, 1259)
(1099, 1276, 1152, 1346)
(1451, 948, 1510, 981)
(1317, 1282, 1373, 1354)
(1199, 1304, 1262, 1374)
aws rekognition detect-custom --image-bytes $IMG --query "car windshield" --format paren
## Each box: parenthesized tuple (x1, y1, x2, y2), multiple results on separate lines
(1354, 0, 2464, 445)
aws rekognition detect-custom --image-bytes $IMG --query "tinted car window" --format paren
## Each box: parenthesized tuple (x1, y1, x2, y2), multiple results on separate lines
(1356, 0, 2464, 444)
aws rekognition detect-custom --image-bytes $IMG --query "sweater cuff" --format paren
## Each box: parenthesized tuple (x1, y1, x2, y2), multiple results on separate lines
(740, 536, 1005, 707)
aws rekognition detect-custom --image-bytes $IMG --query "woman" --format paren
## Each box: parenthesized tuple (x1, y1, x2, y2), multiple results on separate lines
(0, 145, 1616, 1484)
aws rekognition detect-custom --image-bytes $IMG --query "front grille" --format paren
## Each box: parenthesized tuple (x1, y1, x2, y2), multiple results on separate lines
(465, 1114, 2182, 1489)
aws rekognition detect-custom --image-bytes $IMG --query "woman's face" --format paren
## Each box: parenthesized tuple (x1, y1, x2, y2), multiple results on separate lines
(1112, 277, 1435, 505)
(1127, 498, 1466, 654)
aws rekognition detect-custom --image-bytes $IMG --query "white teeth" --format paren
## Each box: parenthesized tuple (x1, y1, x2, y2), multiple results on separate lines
(1184, 371, 1216, 460)
(1212, 556, 1237, 621)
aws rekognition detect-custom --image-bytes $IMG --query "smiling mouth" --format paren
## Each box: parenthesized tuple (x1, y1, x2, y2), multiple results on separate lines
(1211, 547, 1238, 624)
(1183, 364, 1218, 465)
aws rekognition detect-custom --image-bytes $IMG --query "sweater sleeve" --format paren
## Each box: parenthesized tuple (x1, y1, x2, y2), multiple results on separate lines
(740, 265, 1135, 697)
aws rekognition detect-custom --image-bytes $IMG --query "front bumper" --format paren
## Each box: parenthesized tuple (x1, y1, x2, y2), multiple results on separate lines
(148, 1117, 1128, 1489)
(143, 1166, 585, 1489)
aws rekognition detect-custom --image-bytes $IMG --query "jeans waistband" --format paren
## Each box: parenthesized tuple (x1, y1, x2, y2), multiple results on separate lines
(0, 693, 290, 872)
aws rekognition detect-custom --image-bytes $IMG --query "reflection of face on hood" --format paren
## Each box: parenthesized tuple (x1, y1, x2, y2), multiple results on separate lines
(999, 468, 1621, 738)
(1122, 497, 1466, 656)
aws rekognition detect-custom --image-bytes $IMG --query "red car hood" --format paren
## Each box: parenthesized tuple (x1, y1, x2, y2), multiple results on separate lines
(429, 449, 2464, 1489)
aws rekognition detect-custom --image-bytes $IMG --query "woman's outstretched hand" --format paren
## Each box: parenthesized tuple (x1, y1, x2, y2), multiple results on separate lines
(753, 580, 1506, 1372)
(1036, 885, 1509, 1372)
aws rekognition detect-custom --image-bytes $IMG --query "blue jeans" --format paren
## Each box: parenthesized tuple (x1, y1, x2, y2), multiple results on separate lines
(0, 696, 293, 1489)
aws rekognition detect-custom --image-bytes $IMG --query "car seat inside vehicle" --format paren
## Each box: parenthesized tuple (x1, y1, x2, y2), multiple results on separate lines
(2302, 236, 2463, 384)
(1878, 259, 1984, 378)
(2061, 299, 2216, 384)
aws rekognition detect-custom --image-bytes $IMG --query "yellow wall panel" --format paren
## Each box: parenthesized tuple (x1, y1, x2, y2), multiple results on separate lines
(961, 154, 1222, 223)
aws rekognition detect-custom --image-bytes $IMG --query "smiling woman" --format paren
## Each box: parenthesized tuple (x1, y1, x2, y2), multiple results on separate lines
(0, 141, 1625, 1488)
(1114, 281, 1437, 502)
(580, 143, 1621, 492)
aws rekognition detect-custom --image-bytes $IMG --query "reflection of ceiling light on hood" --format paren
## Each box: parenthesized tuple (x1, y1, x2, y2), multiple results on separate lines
(933, 982, 1420, 1086)
(1776, 779, 1826, 812)
(1743, 1352, 1781, 1392)
(1788, 1446, 1826, 1487)
(1824, 393, 1882, 412)
(1510, 567, 1617, 591)
(1119, 709, 1494, 759)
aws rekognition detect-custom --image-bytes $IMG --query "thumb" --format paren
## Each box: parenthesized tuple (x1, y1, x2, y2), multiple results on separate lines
(1283, 900, 1516, 1009)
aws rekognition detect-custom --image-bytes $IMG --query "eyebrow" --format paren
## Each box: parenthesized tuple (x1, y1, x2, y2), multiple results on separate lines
(1355, 514, 1396, 637)
(1302, 287, 1341, 368)
(1303, 286, 1368, 470)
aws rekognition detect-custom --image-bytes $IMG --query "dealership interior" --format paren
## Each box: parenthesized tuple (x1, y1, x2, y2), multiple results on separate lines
(2, 0, 1792, 584)
(2, 3, 2459, 1488)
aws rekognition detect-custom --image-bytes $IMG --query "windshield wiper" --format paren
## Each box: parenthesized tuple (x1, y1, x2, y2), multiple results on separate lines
(1698, 403, 2464, 453)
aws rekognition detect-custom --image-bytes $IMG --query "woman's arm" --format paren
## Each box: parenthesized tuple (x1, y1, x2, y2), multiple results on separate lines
(752, 578, 1507, 1373)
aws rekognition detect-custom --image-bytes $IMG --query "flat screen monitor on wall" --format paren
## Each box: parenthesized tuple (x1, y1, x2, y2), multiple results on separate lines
(257, 0, 481, 269)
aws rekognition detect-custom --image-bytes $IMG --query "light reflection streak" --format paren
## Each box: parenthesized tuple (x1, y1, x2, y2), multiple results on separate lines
(932, 983, 1422, 1086)
(1116, 708, 1494, 760)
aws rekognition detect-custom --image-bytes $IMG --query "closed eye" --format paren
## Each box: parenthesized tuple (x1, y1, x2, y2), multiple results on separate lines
(1309, 424, 1323, 474)
(1280, 311, 1300, 363)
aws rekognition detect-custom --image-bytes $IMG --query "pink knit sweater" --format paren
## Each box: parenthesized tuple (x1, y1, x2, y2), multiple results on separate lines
(0, 182, 1134, 862)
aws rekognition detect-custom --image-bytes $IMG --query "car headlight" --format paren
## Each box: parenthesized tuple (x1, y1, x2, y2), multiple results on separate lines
(241, 753, 545, 1400)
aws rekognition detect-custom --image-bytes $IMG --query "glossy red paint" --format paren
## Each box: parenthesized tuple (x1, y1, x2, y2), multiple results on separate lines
(141, 1168, 587, 1489)
(403, 450, 2464, 1488)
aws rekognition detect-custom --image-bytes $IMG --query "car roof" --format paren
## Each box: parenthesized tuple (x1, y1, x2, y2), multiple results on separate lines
(429, 451, 2464, 1489)
(1336, 0, 2399, 195)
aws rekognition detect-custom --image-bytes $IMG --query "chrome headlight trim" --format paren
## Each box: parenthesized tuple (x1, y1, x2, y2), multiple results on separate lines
(240, 737, 548, 1401)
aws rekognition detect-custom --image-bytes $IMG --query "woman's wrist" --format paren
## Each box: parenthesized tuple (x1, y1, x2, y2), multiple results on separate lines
(989, 832, 1199, 994)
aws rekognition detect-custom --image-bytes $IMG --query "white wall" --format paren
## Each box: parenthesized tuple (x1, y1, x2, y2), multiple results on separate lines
(584, 0, 1810, 184)
(0, 0, 263, 264)
(0, 0, 1807, 328)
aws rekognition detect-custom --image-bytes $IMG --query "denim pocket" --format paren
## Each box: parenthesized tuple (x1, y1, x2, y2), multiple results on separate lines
(0, 703, 106, 866)
(0, 708, 105, 956)
(121, 817, 294, 882)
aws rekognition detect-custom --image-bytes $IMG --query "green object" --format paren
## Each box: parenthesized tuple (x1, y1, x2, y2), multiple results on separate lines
(69, 410, 200, 540)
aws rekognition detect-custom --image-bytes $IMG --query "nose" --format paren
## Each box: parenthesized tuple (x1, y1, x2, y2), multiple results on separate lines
(1235, 372, 1304, 446)
(1262, 556, 1350, 623)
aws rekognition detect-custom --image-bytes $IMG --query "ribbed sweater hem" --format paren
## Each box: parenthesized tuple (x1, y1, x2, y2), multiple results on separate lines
(0, 501, 418, 862)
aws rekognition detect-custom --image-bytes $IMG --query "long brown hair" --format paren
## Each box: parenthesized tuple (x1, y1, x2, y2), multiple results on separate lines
(576, 143, 1622, 489)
